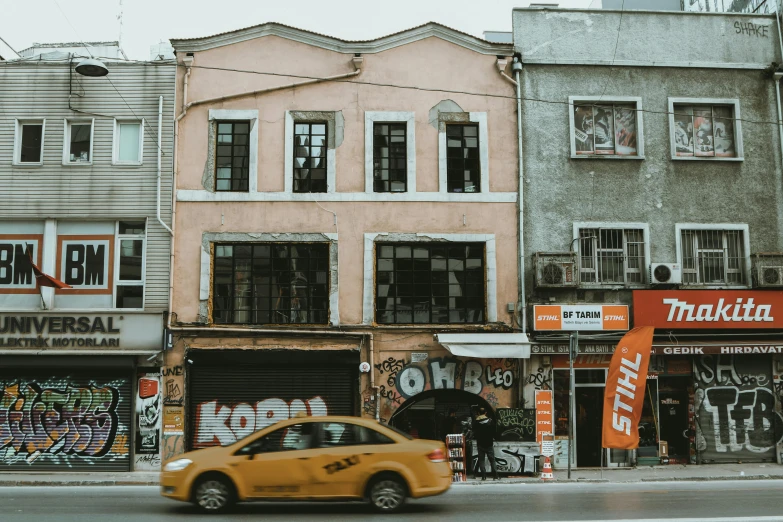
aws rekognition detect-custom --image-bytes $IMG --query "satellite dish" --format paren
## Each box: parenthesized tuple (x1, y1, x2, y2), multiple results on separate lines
(75, 58, 109, 77)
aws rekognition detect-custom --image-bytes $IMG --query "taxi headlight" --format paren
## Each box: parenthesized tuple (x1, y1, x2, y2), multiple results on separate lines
(163, 458, 193, 472)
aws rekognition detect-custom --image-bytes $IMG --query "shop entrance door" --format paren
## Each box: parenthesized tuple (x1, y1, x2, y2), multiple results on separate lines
(575, 387, 603, 467)
(659, 389, 689, 458)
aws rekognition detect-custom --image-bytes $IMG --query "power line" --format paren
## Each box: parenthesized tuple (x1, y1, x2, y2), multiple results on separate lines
(0, 35, 20, 58)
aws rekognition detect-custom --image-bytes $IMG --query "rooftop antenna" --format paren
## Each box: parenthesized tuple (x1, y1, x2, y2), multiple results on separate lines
(117, 0, 125, 54)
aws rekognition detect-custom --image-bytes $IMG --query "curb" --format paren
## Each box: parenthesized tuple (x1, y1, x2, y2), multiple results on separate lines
(453, 474, 783, 485)
(0, 480, 159, 487)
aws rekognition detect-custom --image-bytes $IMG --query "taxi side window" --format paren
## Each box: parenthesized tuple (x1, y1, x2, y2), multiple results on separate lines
(318, 423, 395, 448)
(237, 423, 315, 455)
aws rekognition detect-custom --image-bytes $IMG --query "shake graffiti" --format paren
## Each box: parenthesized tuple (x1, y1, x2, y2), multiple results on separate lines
(194, 397, 327, 447)
(0, 382, 121, 463)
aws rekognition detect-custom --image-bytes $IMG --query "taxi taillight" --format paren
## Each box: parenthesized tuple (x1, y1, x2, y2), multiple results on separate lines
(428, 449, 446, 463)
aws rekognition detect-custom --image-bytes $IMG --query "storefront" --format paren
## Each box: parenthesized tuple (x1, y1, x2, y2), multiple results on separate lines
(0, 313, 164, 471)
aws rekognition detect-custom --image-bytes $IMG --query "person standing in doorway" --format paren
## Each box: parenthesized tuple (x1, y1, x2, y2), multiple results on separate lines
(473, 407, 498, 481)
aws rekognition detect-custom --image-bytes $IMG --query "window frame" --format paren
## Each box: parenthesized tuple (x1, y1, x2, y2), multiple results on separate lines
(112, 119, 145, 166)
(62, 119, 95, 166)
(668, 98, 743, 161)
(113, 220, 147, 310)
(291, 121, 329, 194)
(285, 111, 337, 194)
(214, 120, 252, 192)
(208, 110, 258, 193)
(675, 223, 751, 288)
(13, 119, 46, 166)
(364, 111, 416, 194)
(568, 96, 645, 159)
(573, 222, 650, 288)
(437, 112, 489, 194)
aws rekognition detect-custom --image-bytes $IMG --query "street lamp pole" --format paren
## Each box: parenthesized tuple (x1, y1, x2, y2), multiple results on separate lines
(568, 330, 578, 479)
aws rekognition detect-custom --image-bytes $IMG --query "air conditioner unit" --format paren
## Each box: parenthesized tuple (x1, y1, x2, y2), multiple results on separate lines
(535, 252, 577, 288)
(649, 263, 682, 285)
(753, 253, 783, 288)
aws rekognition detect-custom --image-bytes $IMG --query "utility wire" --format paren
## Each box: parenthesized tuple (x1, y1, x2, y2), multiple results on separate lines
(0, 35, 21, 57)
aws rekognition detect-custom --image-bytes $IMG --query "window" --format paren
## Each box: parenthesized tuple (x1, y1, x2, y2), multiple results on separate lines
(215, 121, 250, 191)
(569, 97, 643, 158)
(375, 243, 485, 324)
(293, 122, 327, 193)
(213, 243, 330, 325)
(317, 422, 395, 448)
(373, 123, 407, 192)
(679, 228, 748, 285)
(15, 120, 44, 164)
(669, 98, 742, 160)
(64, 120, 93, 164)
(114, 120, 143, 164)
(237, 423, 315, 455)
(446, 125, 481, 193)
(115, 221, 145, 308)
(577, 227, 646, 285)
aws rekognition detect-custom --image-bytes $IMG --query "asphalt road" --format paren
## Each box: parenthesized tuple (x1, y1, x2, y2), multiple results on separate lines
(1, 480, 781, 521)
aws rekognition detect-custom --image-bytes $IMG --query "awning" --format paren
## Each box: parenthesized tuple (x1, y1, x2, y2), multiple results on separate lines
(434, 333, 531, 359)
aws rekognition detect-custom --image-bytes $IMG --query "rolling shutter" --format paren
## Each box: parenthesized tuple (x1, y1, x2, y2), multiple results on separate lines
(0, 370, 132, 471)
(188, 355, 357, 450)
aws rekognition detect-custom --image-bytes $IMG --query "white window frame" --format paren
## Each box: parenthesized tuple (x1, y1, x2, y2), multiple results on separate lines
(13, 119, 46, 166)
(668, 98, 744, 161)
(568, 96, 645, 159)
(362, 233, 497, 325)
(438, 112, 489, 194)
(573, 222, 650, 287)
(209, 109, 259, 193)
(285, 111, 337, 194)
(113, 220, 147, 310)
(675, 223, 751, 288)
(62, 119, 95, 165)
(364, 111, 416, 194)
(112, 119, 145, 166)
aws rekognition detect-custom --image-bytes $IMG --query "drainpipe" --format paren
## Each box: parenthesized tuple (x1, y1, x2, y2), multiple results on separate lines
(156, 95, 173, 236)
(513, 57, 526, 335)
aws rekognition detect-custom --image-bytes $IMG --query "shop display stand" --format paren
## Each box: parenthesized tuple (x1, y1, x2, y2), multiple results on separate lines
(447, 433, 466, 482)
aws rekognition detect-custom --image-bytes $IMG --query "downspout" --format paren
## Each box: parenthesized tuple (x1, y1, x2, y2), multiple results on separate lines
(156, 95, 173, 235)
(369, 333, 379, 421)
(776, 2, 783, 468)
(513, 57, 526, 335)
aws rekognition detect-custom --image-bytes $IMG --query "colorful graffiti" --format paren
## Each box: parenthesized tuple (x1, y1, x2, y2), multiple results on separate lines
(135, 373, 161, 470)
(0, 381, 125, 466)
(194, 396, 327, 447)
(694, 355, 783, 462)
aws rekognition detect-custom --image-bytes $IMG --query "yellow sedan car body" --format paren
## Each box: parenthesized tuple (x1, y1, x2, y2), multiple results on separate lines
(161, 416, 452, 513)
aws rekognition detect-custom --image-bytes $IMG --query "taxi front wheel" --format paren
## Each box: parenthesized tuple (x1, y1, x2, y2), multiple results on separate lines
(367, 474, 407, 513)
(192, 474, 236, 514)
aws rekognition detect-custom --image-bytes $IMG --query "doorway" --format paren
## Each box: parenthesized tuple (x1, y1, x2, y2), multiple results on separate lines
(658, 380, 690, 458)
(575, 387, 604, 467)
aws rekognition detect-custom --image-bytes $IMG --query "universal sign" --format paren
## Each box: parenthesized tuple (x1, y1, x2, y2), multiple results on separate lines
(533, 304, 629, 331)
(633, 290, 783, 329)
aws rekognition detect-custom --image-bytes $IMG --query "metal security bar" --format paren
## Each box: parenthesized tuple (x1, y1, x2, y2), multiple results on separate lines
(681, 229, 745, 285)
(578, 228, 646, 284)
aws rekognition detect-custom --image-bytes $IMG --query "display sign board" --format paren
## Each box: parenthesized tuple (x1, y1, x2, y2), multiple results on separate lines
(535, 389, 554, 452)
(633, 290, 783, 329)
(0, 235, 43, 294)
(538, 343, 783, 356)
(534, 304, 629, 331)
(163, 406, 184, 435)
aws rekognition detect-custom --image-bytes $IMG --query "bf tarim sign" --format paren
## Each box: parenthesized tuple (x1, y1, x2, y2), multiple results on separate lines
(533, 304, 629, 331)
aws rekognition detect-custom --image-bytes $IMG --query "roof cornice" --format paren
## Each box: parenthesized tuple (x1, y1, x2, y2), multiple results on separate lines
(170, 22, 513, 56)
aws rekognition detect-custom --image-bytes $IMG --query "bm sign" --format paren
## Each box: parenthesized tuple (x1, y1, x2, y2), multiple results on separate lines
(57, 236, 114, 294)
(0, 236, 42, 293)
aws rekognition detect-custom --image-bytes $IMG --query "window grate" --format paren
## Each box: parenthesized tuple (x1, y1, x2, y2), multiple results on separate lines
(212, 243, 329, 325)
(215, 121, 250, 192)
(373, 123, 407, 193)
(446, 124, 481, 193)
(293, 122, 327, 193)
(375, 242, 485, 324)
(573, 104, 638, 156)
(673, 104, 736, 158)
(681, 229, 745, 285)
(578, 228, 646, 285)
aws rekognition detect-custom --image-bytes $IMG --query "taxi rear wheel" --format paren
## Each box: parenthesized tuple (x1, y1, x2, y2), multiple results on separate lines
(192, 474, 235, 514)
(367, 474, 407, 513)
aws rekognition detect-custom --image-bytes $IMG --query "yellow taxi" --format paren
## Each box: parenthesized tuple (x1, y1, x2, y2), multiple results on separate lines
(160, 416, 452, 514)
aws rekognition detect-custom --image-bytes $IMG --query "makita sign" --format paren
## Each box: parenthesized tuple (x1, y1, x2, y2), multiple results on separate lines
(633, 291, 783, 329)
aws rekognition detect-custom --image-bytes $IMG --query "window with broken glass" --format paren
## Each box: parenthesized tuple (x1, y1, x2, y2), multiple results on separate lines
(572, 103, 638, 156)
(213, 243, 330, 325)
(673, 104, 737, 158)
(375, 243, 485, 324)
(293, 122, 327, 193)
(578, 228, 646, 285)
(373, 123, 407, 192)
(681, 229, 746, 285)
(215, 121, 250, 192)
(446, 124, 481, 193)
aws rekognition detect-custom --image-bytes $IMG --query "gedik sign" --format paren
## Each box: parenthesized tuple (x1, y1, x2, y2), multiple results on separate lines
(633, 290, 783, 329)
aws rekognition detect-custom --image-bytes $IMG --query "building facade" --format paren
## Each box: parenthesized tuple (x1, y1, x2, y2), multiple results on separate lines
(165, 23, 534, 470)
(514, 8, 783, 467)
(0, 44, 175, 471)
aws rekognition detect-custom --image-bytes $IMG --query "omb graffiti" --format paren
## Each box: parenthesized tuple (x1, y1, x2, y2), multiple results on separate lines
(194, 397, 327, 447)
(0, 382, 121, 464)
(394, 357, 515, 399)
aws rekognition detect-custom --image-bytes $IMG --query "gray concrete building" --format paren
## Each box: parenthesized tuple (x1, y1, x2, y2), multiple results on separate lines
(513, 8, 783, 469)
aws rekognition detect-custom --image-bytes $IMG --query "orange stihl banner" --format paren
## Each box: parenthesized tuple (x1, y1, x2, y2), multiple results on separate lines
(533, 304, 629, 331)
(602, 326, 654, 449)
(535, 390, 554, 447)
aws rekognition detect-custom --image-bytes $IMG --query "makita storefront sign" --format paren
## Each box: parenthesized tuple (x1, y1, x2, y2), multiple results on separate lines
(633, 290, 783, 329)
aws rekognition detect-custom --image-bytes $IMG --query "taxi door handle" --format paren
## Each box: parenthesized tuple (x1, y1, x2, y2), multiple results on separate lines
(298, 457, 310, 460)
(362, 453, 373, 456)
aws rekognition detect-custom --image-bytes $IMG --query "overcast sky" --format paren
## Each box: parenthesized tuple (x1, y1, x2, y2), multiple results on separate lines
(1, 0, 591, 60)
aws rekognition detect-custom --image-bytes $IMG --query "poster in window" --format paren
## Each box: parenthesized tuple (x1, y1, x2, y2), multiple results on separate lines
(573, 105, 595, 154)
(614, 106, 637, 156)
(713, 106, 735, 157)
(674, 106, 694, 156)
(693, 107, 714, 157)
(593, 105, 615, 155)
